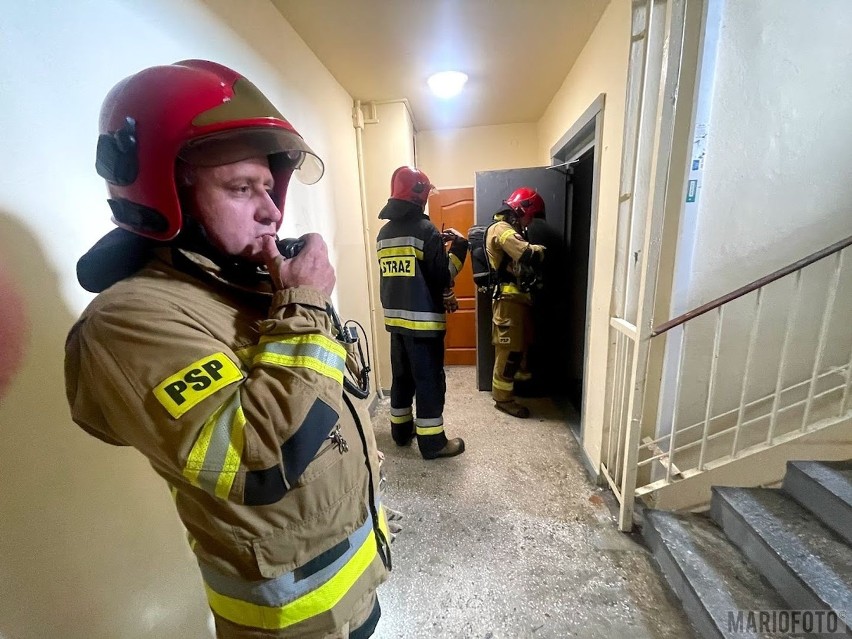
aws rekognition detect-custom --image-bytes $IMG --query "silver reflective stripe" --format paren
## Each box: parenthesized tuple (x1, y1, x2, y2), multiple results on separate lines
(184, 392, 246, 500)
(196, 393, 242, 494)
(198, 514, 373, 607)
(382, 308, 445, 322)
(415, 417, 443, 427)
(390, 407, 412, 417)
(259, 340, 345, 373)
(377, 236, 425, 251)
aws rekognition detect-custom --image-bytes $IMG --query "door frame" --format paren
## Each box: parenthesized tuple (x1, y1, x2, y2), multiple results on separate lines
(549, 93, 606, 465)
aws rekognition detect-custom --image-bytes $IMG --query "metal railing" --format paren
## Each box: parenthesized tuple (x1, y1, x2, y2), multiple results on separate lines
(603, 235, 852, 530)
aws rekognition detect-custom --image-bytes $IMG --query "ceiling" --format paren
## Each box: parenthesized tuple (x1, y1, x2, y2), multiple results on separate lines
(271, 0, 610, 131)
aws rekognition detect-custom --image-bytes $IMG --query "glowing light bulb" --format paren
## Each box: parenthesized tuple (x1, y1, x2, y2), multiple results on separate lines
(427, 71, 468, 99)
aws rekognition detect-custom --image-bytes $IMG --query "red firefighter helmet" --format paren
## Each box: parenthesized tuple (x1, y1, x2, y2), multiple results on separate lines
(505, 187, 545, 225)
(95, 59, 324, 241)
(390, 166, 436, 206)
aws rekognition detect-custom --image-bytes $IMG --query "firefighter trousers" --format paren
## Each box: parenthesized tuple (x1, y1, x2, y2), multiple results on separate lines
(491, 298, 533, 403)
(388, 333, 449, 454)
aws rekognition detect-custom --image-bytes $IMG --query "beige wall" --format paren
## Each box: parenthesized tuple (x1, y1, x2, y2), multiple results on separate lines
(418, 123, 540, 188)
(536, 0, 631, 471)
(659, 0, 852, 432)
(0, 1, 370, 637)
(359, 102, 416, 391)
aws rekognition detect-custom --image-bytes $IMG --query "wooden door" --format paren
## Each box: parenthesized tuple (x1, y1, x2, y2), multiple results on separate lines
(427, 187, 476, 365)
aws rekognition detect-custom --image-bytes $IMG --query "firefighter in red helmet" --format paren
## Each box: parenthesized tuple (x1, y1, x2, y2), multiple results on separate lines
(65, 60, 388, 638)
(486, 187, 546, 418)
(376, 166, 469, 459)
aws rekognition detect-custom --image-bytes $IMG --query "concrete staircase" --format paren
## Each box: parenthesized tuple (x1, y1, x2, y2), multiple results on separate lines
(641, 460, 852, 638)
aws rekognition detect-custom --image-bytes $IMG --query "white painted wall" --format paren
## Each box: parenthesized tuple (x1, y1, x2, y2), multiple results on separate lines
(536, 0, 631, 471)
(659, 0, 852, 434)
(360, 102, 416, 391)
(418, 123, 540, 188)
(0, 1, 370, 637)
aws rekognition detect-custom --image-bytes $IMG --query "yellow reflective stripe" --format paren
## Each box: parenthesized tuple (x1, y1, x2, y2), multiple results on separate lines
(500, 283, 523, 294)
(377, 246, 424, 260)
(390, 414, 412, 424)
(254, 352, 343, 384)
(234, 345, 262, 366)
(415, 425, 444, 436)
(183, 400, 228, 487)
(378, 504, 390, 540)
(205, 529, 378, 630)
(258, 333, 347, 359)
(183, 395, 245, 500)
(215, 406, 246, 499)
(498, 229, 516, 244)
(254, 334, 347, 385)
(384, 317, 446, 331)
(492, 377, 514, 391)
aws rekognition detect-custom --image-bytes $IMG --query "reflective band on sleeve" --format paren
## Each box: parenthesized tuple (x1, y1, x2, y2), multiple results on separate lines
(252, 334, 346, 385)
(498, 229, 517, 245)
(415, 417, 444, 437)
(154, 352, 243, 419)
(499, 283, 523, 295)
(377, 502, 390, 541)
(448, 253, 462, 279)
(200, 514, 378, 630)
(184, 391, 246, 499)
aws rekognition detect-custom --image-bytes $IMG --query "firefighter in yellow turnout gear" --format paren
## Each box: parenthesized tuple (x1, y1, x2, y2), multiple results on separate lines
(486, 187, 546, 419)
(64, 61, 389, 638)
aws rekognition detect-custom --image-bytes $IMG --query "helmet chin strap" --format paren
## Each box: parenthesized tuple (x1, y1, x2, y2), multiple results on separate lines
(174, 214, 269, 283)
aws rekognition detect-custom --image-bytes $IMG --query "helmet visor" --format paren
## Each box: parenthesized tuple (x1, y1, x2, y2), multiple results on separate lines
(178, 127, 325, 185)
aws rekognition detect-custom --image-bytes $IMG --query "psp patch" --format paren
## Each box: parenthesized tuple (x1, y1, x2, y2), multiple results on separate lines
(153, 352, 243, 419)
(380, 256, 415, 277)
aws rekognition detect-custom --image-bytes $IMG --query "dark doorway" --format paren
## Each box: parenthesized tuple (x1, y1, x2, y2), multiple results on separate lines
(473, 96, 603, 442)
(563, 147, 594, 415)
(473, 167, 568, 393)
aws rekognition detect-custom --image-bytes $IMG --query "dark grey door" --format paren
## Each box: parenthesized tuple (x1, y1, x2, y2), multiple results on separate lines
(473, 167, 569, 391)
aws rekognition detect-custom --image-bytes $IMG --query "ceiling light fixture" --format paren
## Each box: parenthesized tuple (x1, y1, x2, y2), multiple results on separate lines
(427, 71, 468, 99)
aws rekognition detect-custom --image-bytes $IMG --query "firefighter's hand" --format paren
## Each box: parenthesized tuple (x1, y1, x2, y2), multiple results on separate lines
(262, 234, 336, 296)
(443, 289, 459, 313)
(442, 227, 465, 240)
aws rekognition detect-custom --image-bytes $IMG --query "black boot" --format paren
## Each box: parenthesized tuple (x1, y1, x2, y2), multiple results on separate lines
(420, 437, 466, 460)
(391, 420, 415, 447)
(495, 400, 530, 419)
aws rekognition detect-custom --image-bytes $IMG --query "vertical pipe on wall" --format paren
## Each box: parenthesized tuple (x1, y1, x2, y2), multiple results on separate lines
(353, 100, 385, 399)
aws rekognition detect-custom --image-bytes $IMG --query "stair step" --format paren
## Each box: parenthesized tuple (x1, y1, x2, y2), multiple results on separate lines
(711, 487, 852, 635)
(783, 460, 852, 545)
(643, 509, 795, 639)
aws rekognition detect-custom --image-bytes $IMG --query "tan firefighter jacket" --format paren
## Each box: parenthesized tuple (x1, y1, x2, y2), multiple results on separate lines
(65, 243, 390, 636)
(485, 219, 545, 305)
